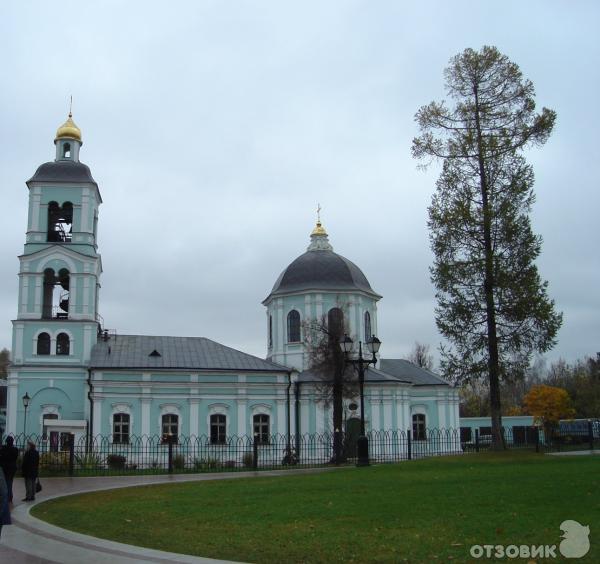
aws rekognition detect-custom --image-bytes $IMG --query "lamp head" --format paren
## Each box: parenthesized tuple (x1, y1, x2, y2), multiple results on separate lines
(367, 335, 381, 355)
(339, 334, 353, 355)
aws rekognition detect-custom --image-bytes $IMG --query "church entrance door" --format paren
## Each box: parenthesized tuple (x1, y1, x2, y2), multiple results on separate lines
(344, 417, 361, 458)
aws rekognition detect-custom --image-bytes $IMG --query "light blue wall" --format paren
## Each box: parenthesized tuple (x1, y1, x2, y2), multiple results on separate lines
(90, 370, 289, 438)
(266, 290, 379, 370)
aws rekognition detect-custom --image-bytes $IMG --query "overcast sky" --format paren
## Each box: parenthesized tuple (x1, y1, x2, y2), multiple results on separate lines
(1, 1, 598, 369)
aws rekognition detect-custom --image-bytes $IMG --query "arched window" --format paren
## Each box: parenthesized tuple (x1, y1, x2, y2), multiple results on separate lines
(47, 201, 73, 243)
(113, 413, 130, 444)
(210, 414, 227, 444)
(287, 310, 301, 343)
(162, 414, 179, 444)
(56, 333, 70, 355)
(62, 143, 71, 158)
(412, 413, 426, 441)
(268, 315, 273, 347)
(37, 332, 51, 355)
(42, 268, 70, 319)
(364, 311, 371, 342)
(253, 414, 270, 444)
(327, 308, 344, 339)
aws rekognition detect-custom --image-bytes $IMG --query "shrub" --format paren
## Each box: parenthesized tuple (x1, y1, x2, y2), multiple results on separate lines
(106, 454, 126, 470)
(40, 451, 69, 470)
(193, 457, 221, 471)
(173, 454, 186, 470)
(75, 453, 102, 470)
(242, 452, 254, 468)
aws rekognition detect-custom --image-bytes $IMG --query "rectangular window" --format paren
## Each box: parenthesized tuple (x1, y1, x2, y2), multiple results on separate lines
(210, 414, 227, 444)
(253, 414, 270, 444)
(113, 413, 130, 444)
(412, 414, 426, 441)
(162, 414, 179, 444)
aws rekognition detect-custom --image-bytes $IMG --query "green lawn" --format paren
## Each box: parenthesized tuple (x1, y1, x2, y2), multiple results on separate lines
(32, 452, 599, 563)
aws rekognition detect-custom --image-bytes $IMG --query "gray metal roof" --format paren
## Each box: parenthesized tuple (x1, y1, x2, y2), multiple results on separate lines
(377, 359, 450, 386)
(297, 359, 450, 386)
(89, 334, 289, 372)
(27, 161, 97, 186)
(264, 250, 381, 302)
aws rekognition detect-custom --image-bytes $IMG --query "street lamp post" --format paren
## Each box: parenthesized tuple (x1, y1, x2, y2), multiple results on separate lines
(22, 392, 31, 438)
(339, 334, 381, 466)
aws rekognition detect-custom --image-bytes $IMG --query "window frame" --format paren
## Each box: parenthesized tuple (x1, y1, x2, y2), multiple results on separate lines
(210, 414, 227, 445)
(37, 332, 51, 355)
(364, 311, 371, 342)
(287, 310, 301, 343)
(412, 413, 427, 441)
(161, 413, 179, 444)
(327, 307, 344, 339)
(253, 414, 270, 444)
(113, 413, 131, 445)
(56, 332, 70, 356)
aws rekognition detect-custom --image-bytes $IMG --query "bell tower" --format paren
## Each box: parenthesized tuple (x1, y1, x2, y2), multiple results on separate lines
(7, 112, 103, 436)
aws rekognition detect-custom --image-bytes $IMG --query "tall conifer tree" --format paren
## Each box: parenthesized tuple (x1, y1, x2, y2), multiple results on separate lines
(412, 46, 562, 449)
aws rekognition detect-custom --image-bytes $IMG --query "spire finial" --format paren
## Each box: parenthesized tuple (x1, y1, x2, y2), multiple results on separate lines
(309, 205, 330, 249)
(69, 95, 73, 118)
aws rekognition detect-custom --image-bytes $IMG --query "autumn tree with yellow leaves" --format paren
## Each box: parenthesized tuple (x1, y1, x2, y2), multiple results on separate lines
(523, 384, 575, 435)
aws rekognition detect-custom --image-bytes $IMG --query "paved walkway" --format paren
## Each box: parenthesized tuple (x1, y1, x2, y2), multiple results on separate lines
(0, 468, 335, 563)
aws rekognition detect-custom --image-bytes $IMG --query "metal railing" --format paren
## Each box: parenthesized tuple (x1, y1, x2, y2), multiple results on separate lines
(3, 424, 596, 477)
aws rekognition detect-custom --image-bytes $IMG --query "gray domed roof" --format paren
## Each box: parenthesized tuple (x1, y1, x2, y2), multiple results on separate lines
(27, 161, 97, 187)
(263, 222, 381, 302)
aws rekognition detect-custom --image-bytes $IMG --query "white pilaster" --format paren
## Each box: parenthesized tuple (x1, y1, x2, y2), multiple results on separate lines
(237, 399, 247, 436)
(14, 323, 24, 364)
(383, 399, 393, 431)
(141, 397, 151, 436)
(277, 399, 286, 435)
(371, 390, 381, 431)
(7, 372, 18, 434)
(93, 399, 102, 437)
(189, 398, 200, 436)
(315, 400, 324, 434)
(301, 399, 309, 434)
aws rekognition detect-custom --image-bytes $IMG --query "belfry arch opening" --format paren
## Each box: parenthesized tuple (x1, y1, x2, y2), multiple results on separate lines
(47, 201, 73, 243)
(62, 143, 71, 158)
(42, 267, 70, 319)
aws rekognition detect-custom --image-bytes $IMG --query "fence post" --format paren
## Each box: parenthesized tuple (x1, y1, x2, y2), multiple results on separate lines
(68, 434, 75, 477)
(588, 420, 594, 451)
(253, 434, 258, 470)
(535, 427, 540, 453)
(407, 430, 412, 461)
(475, 428, 480, 453)
(168, 439, 173, 474)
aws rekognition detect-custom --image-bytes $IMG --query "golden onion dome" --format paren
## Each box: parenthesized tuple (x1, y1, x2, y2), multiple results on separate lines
(311, 220, 327, 237)
(55, 113, 82, 142)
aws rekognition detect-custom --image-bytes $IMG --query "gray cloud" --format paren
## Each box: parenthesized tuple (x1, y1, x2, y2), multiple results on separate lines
(1, 1, 598, 368)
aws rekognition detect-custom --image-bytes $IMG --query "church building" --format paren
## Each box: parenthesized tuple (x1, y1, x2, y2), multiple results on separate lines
(6, 114, 459, 448)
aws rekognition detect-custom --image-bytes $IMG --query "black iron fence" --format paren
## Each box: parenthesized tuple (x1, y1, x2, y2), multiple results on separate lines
(2, 424, 597, 477)
(461, 421, 600, 453)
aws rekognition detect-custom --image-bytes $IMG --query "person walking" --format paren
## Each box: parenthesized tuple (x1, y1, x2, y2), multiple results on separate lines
(0, 467, 10, 539)
(0, 436, 19, 505)
(21, 441, 39, 502)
